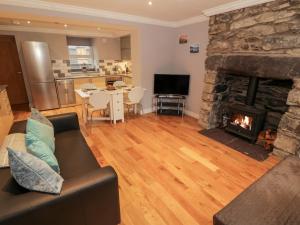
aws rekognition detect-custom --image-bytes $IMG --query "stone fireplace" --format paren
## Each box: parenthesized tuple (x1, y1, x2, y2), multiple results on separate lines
(199, 0, 300, 157)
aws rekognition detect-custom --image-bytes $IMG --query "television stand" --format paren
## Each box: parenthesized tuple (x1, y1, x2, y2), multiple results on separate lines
(153, 95, 186, 117)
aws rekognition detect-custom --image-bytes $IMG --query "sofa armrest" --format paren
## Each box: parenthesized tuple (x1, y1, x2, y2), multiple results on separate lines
(47, 113, 80, 134)
(0, 166, 121, 225)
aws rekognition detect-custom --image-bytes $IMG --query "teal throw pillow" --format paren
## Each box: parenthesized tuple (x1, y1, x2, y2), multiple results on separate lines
(26, 132, 60, 173)
(26, 118, 55, 152)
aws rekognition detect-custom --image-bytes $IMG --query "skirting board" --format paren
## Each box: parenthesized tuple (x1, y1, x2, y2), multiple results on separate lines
(143, 108, 199, 119)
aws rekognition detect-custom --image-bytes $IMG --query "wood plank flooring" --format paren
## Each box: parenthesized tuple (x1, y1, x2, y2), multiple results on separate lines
(14, 107, 280, 225)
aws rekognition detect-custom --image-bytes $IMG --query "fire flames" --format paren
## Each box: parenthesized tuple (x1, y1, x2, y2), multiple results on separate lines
(231, 114, 253, 130)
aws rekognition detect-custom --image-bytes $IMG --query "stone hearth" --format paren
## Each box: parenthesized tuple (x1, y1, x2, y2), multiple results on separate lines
(199, 0, 300, 157)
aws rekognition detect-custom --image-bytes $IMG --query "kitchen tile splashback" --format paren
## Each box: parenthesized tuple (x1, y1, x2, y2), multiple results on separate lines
(51, 59, 71, 78)
(51, 59, 132, 78)
(99, 60, 132, 75)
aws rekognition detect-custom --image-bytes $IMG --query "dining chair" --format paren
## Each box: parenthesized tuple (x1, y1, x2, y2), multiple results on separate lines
(87, 91, 111, 122)
(113, 80, 126, 88)
(79, 83, 97, 119)
(80, 83, 97, 90)
(124, 87, 145, 116)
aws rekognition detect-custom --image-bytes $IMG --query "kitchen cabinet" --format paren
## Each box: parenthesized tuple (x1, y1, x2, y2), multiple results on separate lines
(123, 76, 132, 85)
(73, 77, 106, 104)
(120, 36, 131, 60)
(0, 87, 14, 144)
(110, 91, 124, 124)
(74, 78, 93, 90)
(91, 77, 106, 88)
(74, 78, 91, 105)
(56, 80, 76, 107)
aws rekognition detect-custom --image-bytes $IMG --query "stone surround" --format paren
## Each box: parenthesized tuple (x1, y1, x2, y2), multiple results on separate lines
(199, 0, 300, 157)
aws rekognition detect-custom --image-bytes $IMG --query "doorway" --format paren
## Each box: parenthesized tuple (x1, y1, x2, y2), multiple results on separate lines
(0, 35, 28, 108)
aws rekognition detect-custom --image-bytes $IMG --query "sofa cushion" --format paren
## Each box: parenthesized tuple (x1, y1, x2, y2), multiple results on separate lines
(54, 130, 100, 179)
(8, 148, 64, 194)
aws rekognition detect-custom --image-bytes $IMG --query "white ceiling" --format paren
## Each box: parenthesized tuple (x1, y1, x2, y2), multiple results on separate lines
(0, 0, 275, 27)
(0, 18, 131, 37)
(43, 0, 234, 21)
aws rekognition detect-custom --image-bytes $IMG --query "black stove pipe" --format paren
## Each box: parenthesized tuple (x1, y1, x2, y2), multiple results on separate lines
(246, 77, 259, 106)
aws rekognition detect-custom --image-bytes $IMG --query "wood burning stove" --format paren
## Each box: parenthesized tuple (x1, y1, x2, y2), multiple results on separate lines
(225, 77, 266, 142)
(226, 104, 266, 142)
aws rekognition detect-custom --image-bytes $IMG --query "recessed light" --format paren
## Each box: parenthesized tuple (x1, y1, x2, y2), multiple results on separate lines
(27, 20, 31, 24)
(148, 1, 152, 6)
(64, 24, 68, 28)
(12, 20, 21, 25)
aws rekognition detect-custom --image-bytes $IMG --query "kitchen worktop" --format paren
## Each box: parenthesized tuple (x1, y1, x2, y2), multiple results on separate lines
(55, 73, 132, 80)
(0, 85, 8, 92)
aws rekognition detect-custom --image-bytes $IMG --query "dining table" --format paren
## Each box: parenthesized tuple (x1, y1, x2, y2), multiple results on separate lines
(75, 87, 132, 124)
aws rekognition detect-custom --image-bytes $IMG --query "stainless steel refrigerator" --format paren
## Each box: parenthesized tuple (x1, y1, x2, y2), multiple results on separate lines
(22, 41, 59, 110)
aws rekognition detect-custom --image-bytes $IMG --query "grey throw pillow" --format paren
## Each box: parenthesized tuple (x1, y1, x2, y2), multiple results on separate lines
(31, 108, 53, 128)
(8, 148, 63, 194)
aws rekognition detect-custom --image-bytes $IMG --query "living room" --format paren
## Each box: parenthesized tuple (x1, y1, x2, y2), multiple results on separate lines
(0, 0, 299, 225)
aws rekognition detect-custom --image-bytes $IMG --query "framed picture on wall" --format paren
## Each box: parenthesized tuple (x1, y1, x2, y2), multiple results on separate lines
(179, 34, 188, 44)
(190, 44, 200, 53)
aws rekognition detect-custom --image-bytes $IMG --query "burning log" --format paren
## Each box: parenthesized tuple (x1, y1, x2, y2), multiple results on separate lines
(256, 129, 277, 151)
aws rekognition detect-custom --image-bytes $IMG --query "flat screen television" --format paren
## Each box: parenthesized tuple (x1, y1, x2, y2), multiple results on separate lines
(154, 74, 190, 95)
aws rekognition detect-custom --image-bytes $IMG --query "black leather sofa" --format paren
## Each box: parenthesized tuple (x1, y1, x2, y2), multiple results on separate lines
(0, 113, 121, 225)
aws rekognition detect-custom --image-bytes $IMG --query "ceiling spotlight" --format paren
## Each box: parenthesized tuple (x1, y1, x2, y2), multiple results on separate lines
(148, 1, 152, 6)
(12, 20, 21, 25)
(27, 20, 31, 24)
(64, 24, 68, 28)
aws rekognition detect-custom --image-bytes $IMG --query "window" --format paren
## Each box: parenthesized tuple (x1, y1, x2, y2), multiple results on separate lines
(67, 37, 95, 71)
(68, 45, 95, 70)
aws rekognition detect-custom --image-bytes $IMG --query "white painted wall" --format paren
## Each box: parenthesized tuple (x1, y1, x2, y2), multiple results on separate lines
(173, 21, 209, 118)
(137, 25, 176, 111)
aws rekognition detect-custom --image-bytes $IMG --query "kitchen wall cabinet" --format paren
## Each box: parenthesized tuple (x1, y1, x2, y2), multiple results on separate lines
(120, 36, 131, 60)
(0, 87, 14, 144)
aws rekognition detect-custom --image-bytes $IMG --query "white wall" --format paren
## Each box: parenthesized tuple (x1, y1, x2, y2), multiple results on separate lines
(134, 21, 209, 116)
(173, 21, 209, 118)
(138, 25, 176, 111)
(0, 31, 69, 59)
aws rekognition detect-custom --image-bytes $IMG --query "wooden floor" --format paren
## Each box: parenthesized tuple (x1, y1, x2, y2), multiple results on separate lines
(14, 107, 279, 225)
